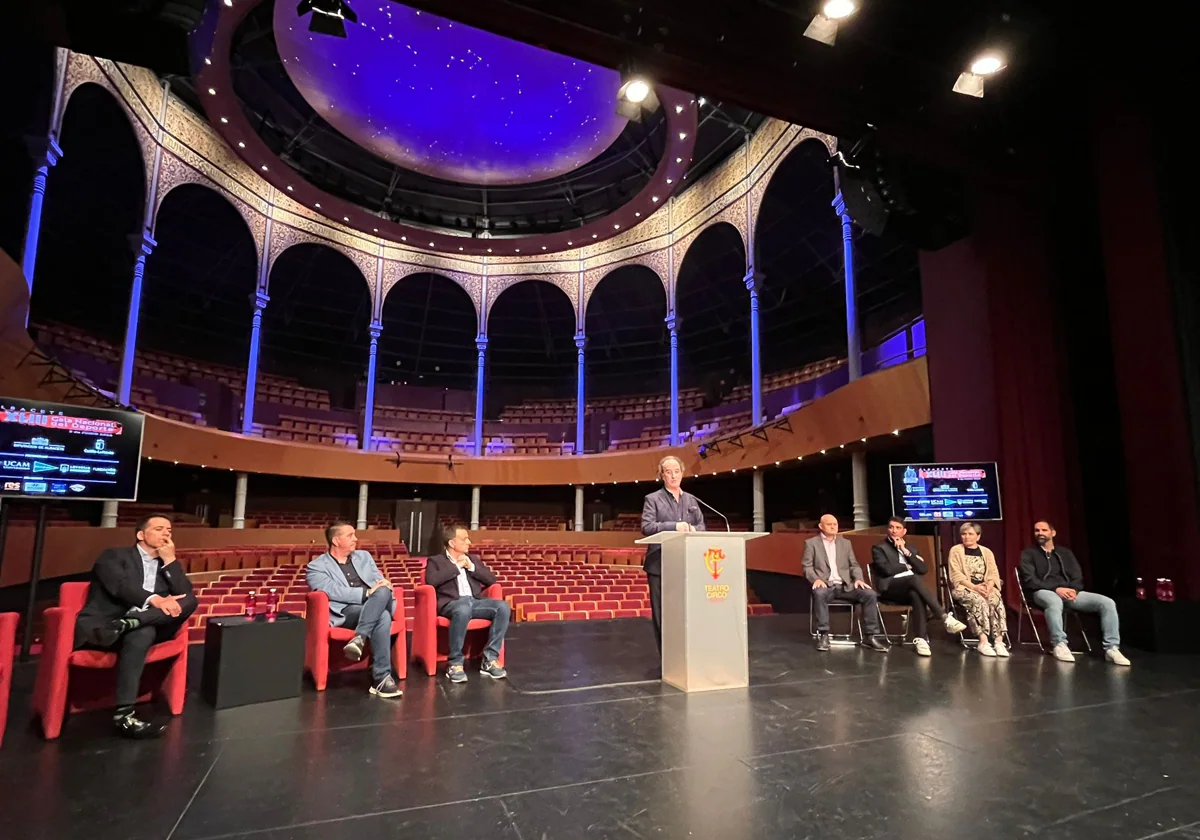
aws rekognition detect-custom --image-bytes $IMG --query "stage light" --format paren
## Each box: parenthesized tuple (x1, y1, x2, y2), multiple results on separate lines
(624, 80, 650, 104)
(261, 165, 268, 171)
(698, 97, 707, 107)
(223, 0, 233, 6)
(220, 117, 228, 123)
(297, 0, 358, 38)
(860, 437, 867, 442)
(652, 196, 660, 203)
(205, 58, 212, 65)
(953, 52, 1006, 98)
(804, 0, 857, 45)
(207, 88, 216, 95)
(823, 0, 856, 19)
(237, 141, 245, 148)
(893, 429, 900, 435)
(616, 67, 659, 121)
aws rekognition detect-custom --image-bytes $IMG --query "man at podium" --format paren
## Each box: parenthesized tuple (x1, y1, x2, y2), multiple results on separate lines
(641, 455, 706, 650)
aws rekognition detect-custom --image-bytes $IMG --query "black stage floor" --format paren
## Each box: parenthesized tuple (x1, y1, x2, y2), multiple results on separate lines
(3, 615, 1200, 840)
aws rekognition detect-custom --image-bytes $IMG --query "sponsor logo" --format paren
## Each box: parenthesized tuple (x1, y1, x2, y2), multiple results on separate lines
(69, 484, 86, 492)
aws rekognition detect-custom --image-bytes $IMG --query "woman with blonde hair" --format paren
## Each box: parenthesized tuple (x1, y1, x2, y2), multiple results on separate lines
(947, 522, 1009, 657)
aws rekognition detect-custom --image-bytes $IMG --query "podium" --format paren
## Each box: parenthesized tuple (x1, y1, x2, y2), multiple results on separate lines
(635, 531, 767, 692)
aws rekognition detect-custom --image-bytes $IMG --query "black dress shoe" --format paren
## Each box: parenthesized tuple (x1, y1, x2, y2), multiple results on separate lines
(114, 712, 165, 740)
(816, 633, 831, 651)
(864, 636, 889, 652)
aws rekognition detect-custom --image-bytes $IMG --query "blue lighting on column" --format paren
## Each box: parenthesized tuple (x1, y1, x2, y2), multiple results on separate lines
(833, 188, 860, 381)
(117, 232, 156, 404)
(746, 270, 763, 423)
(241, 291, 269, 435)
(666, 313, 679, 445)
(575, 331, 586, 454)
(474, 334, 488, 455)
(20, 138, 62, 301)
(363, 323, 382, 450)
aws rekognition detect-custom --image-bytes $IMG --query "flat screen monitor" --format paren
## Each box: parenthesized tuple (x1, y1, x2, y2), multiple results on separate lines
(0, 398, 144, 502)
(889, 461, 1002, 522)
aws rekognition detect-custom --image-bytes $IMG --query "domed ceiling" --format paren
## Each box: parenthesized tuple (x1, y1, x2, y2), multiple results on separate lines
(274, 3, 630, 186)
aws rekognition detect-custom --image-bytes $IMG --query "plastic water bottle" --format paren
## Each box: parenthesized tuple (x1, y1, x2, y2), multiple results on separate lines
(1161, 578, 1176, 603)
(266, 588, 279, 621)
(1135, 578, 1146, 600)
(245, 590, 257, 618)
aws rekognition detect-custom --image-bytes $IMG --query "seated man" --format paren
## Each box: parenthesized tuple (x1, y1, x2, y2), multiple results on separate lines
(424, 524, 510, 683)
(871, 517, 966, 656)
(1018, 520, 1130, 665)
(306, 521, 402, 698)
(74, 515, 197, 739)
(802, 514, 888, 652)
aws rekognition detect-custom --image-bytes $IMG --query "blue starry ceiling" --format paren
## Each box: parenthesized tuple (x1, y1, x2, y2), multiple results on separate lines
(273, 2, 631, 186)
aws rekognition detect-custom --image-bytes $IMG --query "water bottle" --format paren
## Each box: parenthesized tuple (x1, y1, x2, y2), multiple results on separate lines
(1155, 578, 1167, 601)
(245, 590, 257, 618)
(266, 588, 279, 621)
(1161, 578, 1176, 603)
(1135, 578, 1146, 600)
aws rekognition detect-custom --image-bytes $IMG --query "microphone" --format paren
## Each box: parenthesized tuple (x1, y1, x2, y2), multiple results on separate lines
(691, 494, 730, 532)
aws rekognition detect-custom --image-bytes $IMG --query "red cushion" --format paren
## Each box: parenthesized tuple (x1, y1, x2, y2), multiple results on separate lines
(435, 617, 493, 630)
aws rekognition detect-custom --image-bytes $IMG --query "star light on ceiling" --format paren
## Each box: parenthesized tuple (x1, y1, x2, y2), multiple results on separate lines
(275, 1, 631, 186)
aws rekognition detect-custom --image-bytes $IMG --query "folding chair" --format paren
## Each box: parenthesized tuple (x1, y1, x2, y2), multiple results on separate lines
(809, 590, 863, 646)
(867, 566, 912, 646)
(940, 564, 1012, 650)
(1015, 568, 1092, 654)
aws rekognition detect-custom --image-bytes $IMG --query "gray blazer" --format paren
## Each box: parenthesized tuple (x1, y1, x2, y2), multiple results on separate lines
(801, 535, 864, 586)
(306, 550, 386, 627)
(641, 487, 706, 576)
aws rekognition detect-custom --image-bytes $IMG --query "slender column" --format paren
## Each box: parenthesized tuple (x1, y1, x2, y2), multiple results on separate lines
(240, 292, 269, 435)
(752, 470, 765, 533)
(232, 472, 248, 529)
(117, 232, 157, 404)
(833, 182, 861, 381)
(574, 486, 584, 532)
(474, 335, 488, 455)
(574, 332, 587, 454)
(100, 501, 118, 527)
(745, 270, 764, 423)
(362, 323, 382, 450)
(666, 314, 680, 445)
(357, 482, 369, 531)
(20, 138, 62, 298)
(851, 451, 869, 530)
(470, 485, 481, 530)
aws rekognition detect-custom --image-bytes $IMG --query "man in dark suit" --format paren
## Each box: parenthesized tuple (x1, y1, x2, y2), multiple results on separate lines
(802, 514, 888, 652)
(423, 524, 510, 683)
(871, 517, 966, 655)
(640, 455, 705, 652)
(74, 514, 196, 738)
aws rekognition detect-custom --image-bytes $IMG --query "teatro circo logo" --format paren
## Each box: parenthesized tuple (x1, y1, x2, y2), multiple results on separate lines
(703, 547, 730, 602)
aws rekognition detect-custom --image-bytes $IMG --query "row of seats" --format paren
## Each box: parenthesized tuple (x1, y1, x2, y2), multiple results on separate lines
(376, 406, 472, 424)
(728, 356, 843, 400)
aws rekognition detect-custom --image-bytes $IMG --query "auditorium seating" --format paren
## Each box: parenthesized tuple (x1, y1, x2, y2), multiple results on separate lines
(727, 356, 844, 401)
(478, 515, 569, 531)
(484, 435, 574, 456)
(250, 511, 392, 529)
(0, 612, 17, 747)
(304, 590, 407, 689)
(2, 505, 90, 526)
(115, 503, 207, 528)
(32, 582, 189, 739)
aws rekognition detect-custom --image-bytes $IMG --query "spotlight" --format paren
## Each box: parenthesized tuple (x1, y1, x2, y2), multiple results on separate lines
(297, 0, 358, 38)
(953, 52, 1006, 98)
(804, 0, 857, 45)
(616, 66, 659, 121)
(698, 443, 708, 459)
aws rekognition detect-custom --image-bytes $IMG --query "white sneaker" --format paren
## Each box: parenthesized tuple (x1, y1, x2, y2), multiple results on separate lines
(978, 640, 997, 657)
(1053, 643, 1076, 662)
(1105, 648, 1131, 666)
(993, 639, 1010, 658)
(943, 615, 967, 634)
(914, 638, 931, 656)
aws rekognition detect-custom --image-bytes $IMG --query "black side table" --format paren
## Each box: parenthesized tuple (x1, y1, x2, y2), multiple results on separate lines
(201, 613, 306, 709)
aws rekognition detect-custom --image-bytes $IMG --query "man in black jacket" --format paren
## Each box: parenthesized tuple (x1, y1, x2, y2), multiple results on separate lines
(423, 524, 510, 683)
(75, 514, 197, 738)
(871, 518, 966, 655)
(1018, 520, 1130, 665)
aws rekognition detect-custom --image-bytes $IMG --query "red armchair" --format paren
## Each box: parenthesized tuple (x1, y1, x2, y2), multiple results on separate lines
(1, 612, 18, 747)
(304, 590, 407, 690)
(32, 583, 189, 740)
(412, 574, 505, 676)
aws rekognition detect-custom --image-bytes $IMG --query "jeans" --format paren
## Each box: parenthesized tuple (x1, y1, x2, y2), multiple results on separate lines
(342, 588, 396, 681)
(1031, 589, 1121, 649)
(812, 583, 882, 636)
(439, 596, 511, 666)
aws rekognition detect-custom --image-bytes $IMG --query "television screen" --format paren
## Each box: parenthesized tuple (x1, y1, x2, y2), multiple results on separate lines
(889, 461, 1002, 522)
(0, 398, 145, 502)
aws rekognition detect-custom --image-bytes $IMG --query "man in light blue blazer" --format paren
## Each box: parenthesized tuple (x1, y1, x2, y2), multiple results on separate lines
(306, 521, 402, 698)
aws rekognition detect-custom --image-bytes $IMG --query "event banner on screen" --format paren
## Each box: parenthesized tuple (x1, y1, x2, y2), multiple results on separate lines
(0, 398, 144, 502)
(889, 462, 1002, 522)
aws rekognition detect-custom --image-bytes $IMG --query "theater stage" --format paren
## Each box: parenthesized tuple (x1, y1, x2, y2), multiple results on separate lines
(3, 615, 1200, 840)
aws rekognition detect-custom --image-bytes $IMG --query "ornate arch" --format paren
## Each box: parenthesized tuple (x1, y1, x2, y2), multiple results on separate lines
(748, 128, 838, 260)
(673, 210, 750, 283)
(152, 162, 265, 266)
(582, 251, 669, 313)
(266, 228, 374, 297)
(484, 275, 578, 330)
(380, 262, 482, 316)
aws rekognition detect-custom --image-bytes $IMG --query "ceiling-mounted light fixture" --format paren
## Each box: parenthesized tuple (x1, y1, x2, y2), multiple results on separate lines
(616, 63, 659, 121)
(297, 0, 358, 38)
(804, 0, 858, 46)
(953, 52, 1007, 98)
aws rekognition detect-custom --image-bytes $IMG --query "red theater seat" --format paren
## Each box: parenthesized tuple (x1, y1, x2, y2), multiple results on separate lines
(303, 590, 407, 691)
(411, 572, 505, 676)
(0, 612, 17, 747)
(31, 583, 188, 740)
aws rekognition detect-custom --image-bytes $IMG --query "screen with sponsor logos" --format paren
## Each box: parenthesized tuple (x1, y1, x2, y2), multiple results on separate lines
(0, 398, 144, 502)
(889, 461, 1002, 522)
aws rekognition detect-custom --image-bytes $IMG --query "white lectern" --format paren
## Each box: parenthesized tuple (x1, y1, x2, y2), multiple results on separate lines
(635, 531, 768, 692)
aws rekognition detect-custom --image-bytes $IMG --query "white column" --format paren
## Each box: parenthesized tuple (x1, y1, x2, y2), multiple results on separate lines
(851, 451, 869, 531)
(100, 500, 118, 528)
(357, 481, 369, 531)
(574, 485, 584, 532)
(232, 472, 248, 529)
(470, 485, 481, 530)
(752, 470, 765, 533)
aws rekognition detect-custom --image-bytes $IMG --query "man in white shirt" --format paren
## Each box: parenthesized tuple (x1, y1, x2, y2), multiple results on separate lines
(801, 514, 888, 652)
(423, 524, 510, 683)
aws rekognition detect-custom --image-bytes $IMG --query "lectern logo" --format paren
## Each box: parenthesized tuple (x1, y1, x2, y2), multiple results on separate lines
(704, 547, 725, 580)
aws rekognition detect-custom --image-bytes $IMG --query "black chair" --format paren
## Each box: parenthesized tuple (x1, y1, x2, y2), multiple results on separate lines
(1015, 567, 1092, 654)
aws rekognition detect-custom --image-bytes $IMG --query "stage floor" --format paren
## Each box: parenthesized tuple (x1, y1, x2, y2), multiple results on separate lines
(3, 615, 1200, 840)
